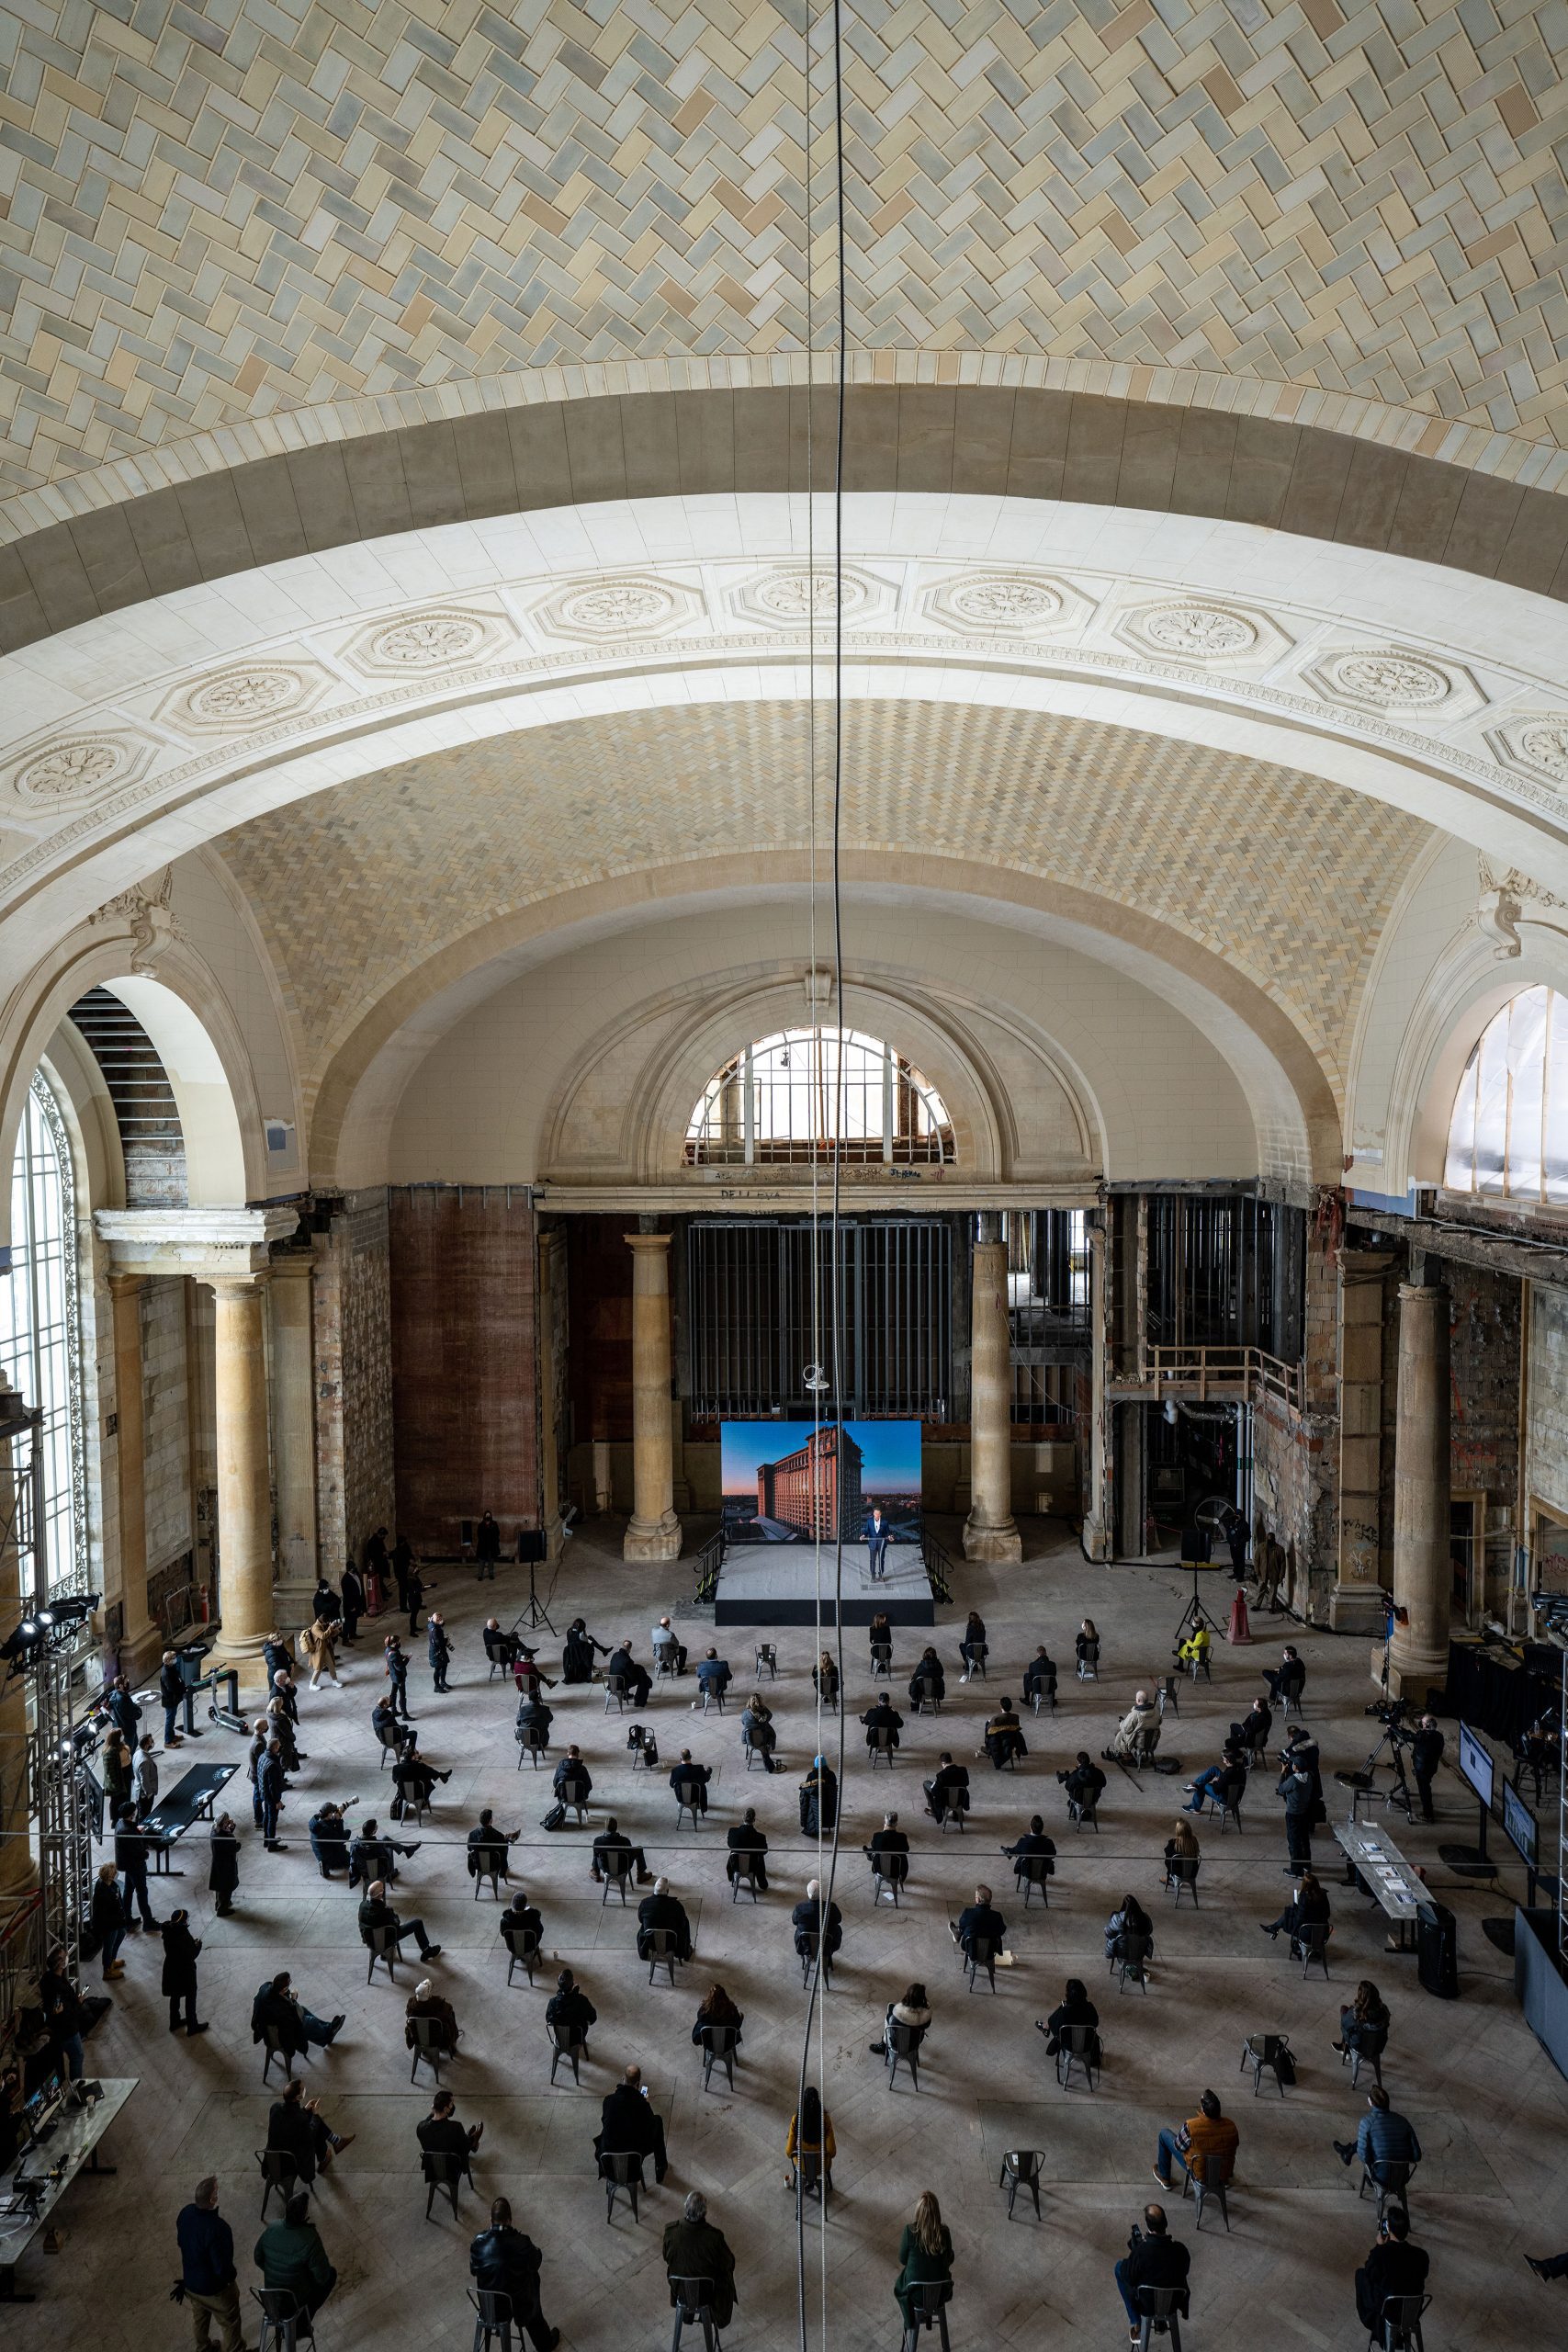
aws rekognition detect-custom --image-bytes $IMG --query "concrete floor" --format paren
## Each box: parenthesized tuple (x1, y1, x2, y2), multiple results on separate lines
(16, 1524, 1565, 2350)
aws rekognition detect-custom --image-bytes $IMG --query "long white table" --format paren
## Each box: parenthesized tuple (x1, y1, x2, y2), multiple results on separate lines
(1332, 1816, 1427, 1948)
(0, 2076, 135, 2301)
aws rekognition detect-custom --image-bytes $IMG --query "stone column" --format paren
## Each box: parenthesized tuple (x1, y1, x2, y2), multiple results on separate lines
(1332, 1250, 1393, 1634)
(210, 1274, 275, 1661)
(108, 1272, 153, 1672)
(1389, 1279, 1450, 1699)
(624, 1233, 681, 1562)
(964, 1222, 1022, 1563)
(1081, 1216, 1112, 1560)
(537, 1228, 566, 1563)
(269, 1253, 319, 1622)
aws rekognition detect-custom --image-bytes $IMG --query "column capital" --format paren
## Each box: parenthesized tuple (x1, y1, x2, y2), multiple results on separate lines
(624, 1231, 673, 1253)
(107, 1268, 144, 1298)
(268, 1248, 314, 1283)
(96, 1204, 300, 1280)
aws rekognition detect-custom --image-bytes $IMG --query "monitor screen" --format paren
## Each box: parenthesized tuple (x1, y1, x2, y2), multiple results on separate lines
(1503, 1781, 1538, 1869)
(1457, 1722, 1495, 1809)
(719, 1420, 923, 1547)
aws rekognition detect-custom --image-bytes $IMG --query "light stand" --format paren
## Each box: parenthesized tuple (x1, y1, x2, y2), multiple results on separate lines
(1171, 1562, 1225, 1652)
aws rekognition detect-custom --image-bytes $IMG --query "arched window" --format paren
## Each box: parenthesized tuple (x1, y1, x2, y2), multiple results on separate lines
(685, 1028, 955, 1166)
(0, 1072, 87, 1592)
(1445, 985, 1568, 1205)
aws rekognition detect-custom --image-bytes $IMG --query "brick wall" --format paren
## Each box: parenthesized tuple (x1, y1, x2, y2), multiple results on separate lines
(1525, 1283, 1568, 1519)
(315, 1191, 397, 1568)
(1253, 1225, 1337, 1619)
(141, 1276, 190, 1583)
(388, 1186, 538, 1552)
(1448, 1261, 1522, 1496)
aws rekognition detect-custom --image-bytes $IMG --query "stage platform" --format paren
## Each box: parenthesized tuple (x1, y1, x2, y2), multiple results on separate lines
(714, 1542, 934, 1626)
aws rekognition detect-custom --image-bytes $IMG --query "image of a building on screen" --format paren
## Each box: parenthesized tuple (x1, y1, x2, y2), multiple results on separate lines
(756, 1426, 864, 1543)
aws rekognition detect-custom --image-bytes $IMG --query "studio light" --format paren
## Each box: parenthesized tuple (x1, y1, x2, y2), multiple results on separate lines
(2, 1589, 100, 1672)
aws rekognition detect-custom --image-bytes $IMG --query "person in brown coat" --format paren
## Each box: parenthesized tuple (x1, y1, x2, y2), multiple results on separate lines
(405, 1979, 459, 2054)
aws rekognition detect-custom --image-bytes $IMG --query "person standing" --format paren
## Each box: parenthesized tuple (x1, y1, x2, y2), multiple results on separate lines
(92, 1861, 128, 1981)
(209, 1813, 241, 1917)
(427, 1611, 452, 1693)
(260, 1739, 287, 1850)
(114, 1801, 160, 1930)
(864, 1504, 891, 1579)
(406, 1560, 426, 1638)
(39, 1945, 89, 2084)
(385, 1634, 412, 1722)
(475, 1510, 502, 1580)
(1410, 1714, 1445, 1822)
(389, 1531, 412, 1611)
(105, 1672, 142, 1744)
(175, 2176, 244, 2352)
(1277, 1760, 1315, 1872)
(340, 1558, 365, 1644)
(301, 1616, 340, 1691)
(162, 1909, 208, 2035)
(133, 1733, 160, 1819)
(159, 1649, 188, 1747)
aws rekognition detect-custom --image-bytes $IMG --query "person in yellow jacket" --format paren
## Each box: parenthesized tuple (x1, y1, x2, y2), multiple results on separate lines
(1176, 1623, 1211, 1675)
(785, 2086, 836, 2193)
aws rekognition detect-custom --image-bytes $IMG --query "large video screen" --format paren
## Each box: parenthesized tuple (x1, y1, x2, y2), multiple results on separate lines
(1457, 1721, 1495, 1809)
(721, 1419, 923, 1546)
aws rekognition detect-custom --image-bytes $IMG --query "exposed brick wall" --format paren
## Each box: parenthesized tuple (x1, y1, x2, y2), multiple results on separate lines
(1526, 1283, 1568, 1520)
(389, 1186, 538, 1552)
(567, 1216, 633, 1446)
(1253, 1226, 1337, 1619)
(315, 1191, 396, 1569)
(1448, 1261, 1522, 1496)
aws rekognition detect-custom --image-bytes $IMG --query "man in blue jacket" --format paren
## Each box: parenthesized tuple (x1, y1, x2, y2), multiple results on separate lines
(175, 2174, 243, 2350)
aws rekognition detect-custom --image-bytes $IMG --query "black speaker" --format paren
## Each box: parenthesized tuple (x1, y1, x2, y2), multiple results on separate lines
(516, 1529, 547, 1565)
(1416, 1899, 1458, 1998)
(460, 1520, 473, 1544)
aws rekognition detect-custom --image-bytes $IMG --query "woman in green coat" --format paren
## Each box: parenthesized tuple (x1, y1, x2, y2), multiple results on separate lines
(894, 2190, 953, 2328)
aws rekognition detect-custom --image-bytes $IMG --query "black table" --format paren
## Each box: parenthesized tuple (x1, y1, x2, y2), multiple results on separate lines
(141, 1761, 239, 1872)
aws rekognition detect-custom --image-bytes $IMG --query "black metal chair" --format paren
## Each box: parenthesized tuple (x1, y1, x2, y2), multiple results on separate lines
(603, 1675, 629, 1713)
(1015, 1853, 1051, 1908)
(961, 1642, 988, 1683)
(913, 1675, 942, 1717)
(261, 2025, 299, 2084)
(698, 2022, 739, 2091)
(869, 1727, 896, 1770)
(673, 1776, 706, 1830)
(548, 2022, 587, 2086)
(364, 1921, 400, 1984)
(1239, 2032, 1292, 2097)
(964, 1936, 997, 1993)
(515, 1724, 548, 1772)
(256, 2147, 303, 2217)
(670, 2274, 724, 2351)
(885, 2018, 923, 2090)
(1029, 1674, 1057, 1715)
(598, 2147, 645, 2220)
(1156, 1674, 1180, 1722)
(1055, 2022, 1099, 2090)
(1111, 1931, 1152, 1993)
(423, 2147, 468, 2221)
(1360, 2158, 1415, 2227)
(254, 2287, 309, 2351)
(797, 1929, 832, 1985)
(699, 1678, 728, 1716)
(409, 2014, 448, 2084)
(867, 1849, 907, 1907)
(1071, 1795, 1100, 1834)
(729, 1852, 763, 1903)
(934, 1796, 967, 1835)
(1077, 1640, 1100, 1680)
(998, 2147, 1043, 2219)
(1343, 2024, 1388, 2089)
(1134, 2283, 1188, 2348)
(468, 2287, 514, 2351)
(556, 1771, 589, 1823)
(645, 1927, 681, 1986)
(1371, 2292, 1429, 2352)
(871, 1642, 893, 1680)
(654, 1642, 681, 1682)
(1165, 1856, 1201, 1907)
(898, 2280, 953, 2351)
(1294, 1920, 1331, 1979)
(1182, 2148, 1233, 2232)
(753, 1643, 777, 1679)
(1203, 1775, 1246, 1834)
(377, 1722, 402, 1769)
(502, 1924, 540, 1986)
(472, 1859, 502, 1900)
(600, 1849, 634, 1905)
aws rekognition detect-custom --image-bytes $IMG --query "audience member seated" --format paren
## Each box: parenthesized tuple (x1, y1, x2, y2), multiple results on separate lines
(251, 1972, 344, 2061)
(1334, 2086, 1422, 2176)
(513, 1690, 553, 1751)
(1175, 1623, 1211, 1675)
(1036, 1978, 1101, 2067)
(1262, 1644, 1305, 1705)
(952, 1883, 1007, 1963)
(741, 1694, 779, 1771)
(1181, 1750, 1244, 1816)
(1075, 1619, 1100, 1677)
(662, 2191, 736, 2330)
(1163, 1819, 1201, 1889)
(923, 1752, 970, 1823)
(590, 1817, 654, 1886)
(513, 1645, 553, 1698)
(404, 1977, 460, 2056)
(1104, 1893, 1154, 1959)
(254, 2192, 336, 2329)
(370, 1697, 411, 1758)
(1260, 1869, 1331, 1954)
(670, 1749, 711, 1815)
(267, 2076, 354, 2183)
(893, 2191, 953, 2332)
(908, 1646, 946, 1705)
(482, 1618, 522, 1671)
(1333, 1980, 1391, 2064)
(727, 1808, 769, 1891)
(605, 1641, 653, 1706)
(561, 1618, 608, 1684)
(469, 2196, 561, 2352)
(1152, 2087, 1239, 2191)
(862, 1694, 904, 1753)
(1240, 1695, 1273, 1752)
(652, 1617, 688, 1675)
(637, 1876, 694, 1963)
(417, 2086, 482, 2168)
(1109, 1689, 1160, 1762)
(957, 1611, 987, 1680)
(799, 1757, 838, 1835)
(1058, 1751, 1107, 1821)
(1355, 2211, 1429, 2333)
(359, 1878, 441, 1963)
(1002, 1815, 1056, 1887)
(306, 1804, 354, 1878)
(348, 1816, 418, 1889)
(595, 2062, 668, 2182)
(792, 1879, 843, 1962)
(545, 1969, 596, 2050)
(812, 1650, 840, 1707)
(696, 1648, 731, 1702)
(467, 1809, 520, 1883)
(1113, 2204, 1190, 2336)
(391, 1736, 451, 1820)
(1022, 1645, 1057, 1707)
(785, 2086, 836, 2189)
(865, 1812, 910, 1887)
(692, 1981, 744, 2049)
(500, 1886, 544, 1949)
(871, 1980, 932, 2061)
(981, 1697, 1027, 1770)
(551, 1746, 592, 1805)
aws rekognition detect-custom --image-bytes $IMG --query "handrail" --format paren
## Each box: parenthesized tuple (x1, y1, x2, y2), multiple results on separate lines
(920, 1530, 954, 1605)
(1129, 1343, 1303, 1411)
(694, 1530, 727, 1604)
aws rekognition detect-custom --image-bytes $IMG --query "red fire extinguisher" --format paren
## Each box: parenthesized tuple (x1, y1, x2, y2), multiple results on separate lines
(197, 1587, 210, 1624)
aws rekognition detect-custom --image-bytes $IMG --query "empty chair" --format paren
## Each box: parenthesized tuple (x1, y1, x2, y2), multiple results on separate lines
(1183, 2147, 1233, 2232)
(1372, 2292, 1429, 2352)
(556, 1771, 589, 1824)
(729, 1853, 762, 1905)
(1343, 2025, 1388, 2091)
(255, 2147, 302, 2218)
(646, 1927, 681, 1987)
(603, 1675, 629, 1713)
(670, 2274, 724, 2352)
(868, 1727, 897, 1770)
(871, 1642, 893, 1680)
(1015, 1854, 1051, 1909)
(548, 2021, 586, 2086)
(1239, 2032, 1292, 2098)
(468, 2287, 515, 2352)
(1156, 1674, 1180, 1719)
(998, 2148, 1043, 2221)
(600, 1849, 634, 1905)
(423, 2146, 468, 2221)
(913, 1675, 942, 1716)
(698, 2023, 738, 2092)
(261, 2025, 297, 2084)
(899, 2280, 953, 2352)
(964, 1938, 997, 1994)
(1165, 1856, 1201, 1908)
(515, 1724, 548, 1771)
(598, 2148, 645, 2221)
(253, 2287, 308, 2352)
(1134, 2283, 1188, 2349)
(502, 1924, 540, 1987)
(885, 2019, 923, 2091)
(1111, 1932, 1152, 1994)
(409, 2015, 447, 2084)
(1296, 1920, 1331, 1980)
(753, 1643, 776, 1680)
(1360, 2159, 1415, 2227)
(673, 1777, 705, 1831)
(1055, 2023, 1099, 2091)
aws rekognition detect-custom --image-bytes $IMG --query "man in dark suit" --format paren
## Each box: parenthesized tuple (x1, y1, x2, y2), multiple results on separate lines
(1410, 1714, 1445, 1822)
(669, 1750, 711, 1816)
(1002, 1815, 1056, 1885)
(469, 2197, 559, 2351)
(952, 1883, 1008, 1962)
(604, 1641, 652, 1707)
(923, 1752, 970, 1824)
(339, 1560, 365, 1643)
(792, 1880, 842, 1962)
(467, 1809, 520, 1883)
(545, 1969, 596, 2049)
(591, 1817, 653, 1886)
(1114, 2204, 1190, 2332)
(637, 1877, 694, 1962)
(1355, 2212, 1429, 2332)
(113, 1803, 161, 1930)
(267, 2077, 354, 2183)
(348, 1815, 418, 1889)
(417, 2086, 482, 2171)
(500, 1889, 544, 1946)
(865, 1811, 910, 1890)
(552, 1746, 592, 1804)
(864, 1505, 891, 1577)
(727, 1809, 769, 1891)
(474, 1511, 502, 1580)
(251, 1972, 344, 2060)
(594, 2063, 667, 2182)
(861, 1694, 903, 1753)
(358, 1878, 442, 1962)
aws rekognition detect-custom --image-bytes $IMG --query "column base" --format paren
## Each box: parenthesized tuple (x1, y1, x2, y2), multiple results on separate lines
(624, 1513, 682, 1563)
(272, 1579, 318, 1636)
(1385, 1643, 1449, 1702)
(1080, 1511, 1111, 1563)
(1328, 1583, 1387, 1636)
(962, 1515, 1023, 1565)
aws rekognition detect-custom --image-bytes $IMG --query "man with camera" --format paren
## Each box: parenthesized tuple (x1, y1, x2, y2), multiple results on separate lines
(1113, 2204, 1190, 2339)
(1410, 1713, 1445, 1821)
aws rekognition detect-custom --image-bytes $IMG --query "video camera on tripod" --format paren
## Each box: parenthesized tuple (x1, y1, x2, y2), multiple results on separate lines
(1365, 1694, 1412, 1741)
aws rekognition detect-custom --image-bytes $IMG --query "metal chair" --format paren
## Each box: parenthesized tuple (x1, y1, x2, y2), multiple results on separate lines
(1165, 1856, 1201, 1907)
(364, 1921, 400, 1984)
(673, 1776, 706, 1830)
(1183, 2147, 1233, 2231)
(698, 2022, 738, 2090)
(886, 2019, 923, 2090)
(502, 1924, 540, 1986)
(1343, 2025, 1388, 2089)
(1295, 1920, 1331, 1979)
(468, 2287, 515, 2351)
(1077, 1640, 1100, 1680)
(964, 1936, 997, 1993)
(485, 1643, 509, 1683)
(790, 2149, 827, 2202)
(934, 1797, 967, 1835)
(378, 1723, 401, 1768)
(515, 1724, 548, 1771)
(1029, 1674, 1057, 1715)
(600, 1849, 634, 1905)
(869, 1726, 896, 1770)
(261, 2025, 298, 2084)
(472, 1860, 502, 1900)
(1280, 1673, 1306, 1719)
(867, 1849, 906, 1906)
(1015, 1854, 1051, 1908)
(1156, 1674, 1180, 1719)
(1239, 2032, 1292, 2097)
(797, 1929, 832, 1985)
(742, 1730, 768, 1772)
(913, 1675, 942, 1716)
(645, 1927, 681, 1986)
(598, 2147, 645, 2220)
(256, 2147, 303, 2217)
(409, 2013, 448, 2084)
(871, 1642, 892, 1680)
(254, 2287, 308, 2351)
(1055, 2022, 1099, 2089)
(753, 1643, 777, 1679)
(1071, 1796, 1100, 1834)
(548, 2023, 587, 2086)
(961, 1643, 987, 1682)
(670, 2274, 724, 2351)
(729, 1852, 763, 1903)
(1372, 2292, 1429, 2352)
(423, 2147, 468, 2220)
(1360, 2159, 1414, 2226)
(812, 1670, 839, 1712)
(557, 1772, 589, 1823)
(1134, 2283, 1187, 2348)
(1202, 1776, 1245, 1834)
(393, 1784, 429, 1828)
(998, 2147, 1043, 2219)
(699, 1679, 728, 1716)
(898, 2280, 953, 2350)
(654, 1644, 681, 1682)
(603, 1675, 629, 1713)
(1111, 1932, 1151, 1993)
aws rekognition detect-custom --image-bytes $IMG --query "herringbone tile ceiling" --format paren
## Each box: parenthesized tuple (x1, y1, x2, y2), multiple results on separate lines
(1, 0, 1564, 501)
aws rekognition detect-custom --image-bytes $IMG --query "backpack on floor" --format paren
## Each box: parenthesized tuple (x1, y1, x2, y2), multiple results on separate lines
(539, 1801, 568, 1832)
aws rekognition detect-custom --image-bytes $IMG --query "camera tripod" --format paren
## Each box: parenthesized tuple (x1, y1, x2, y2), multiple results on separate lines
(1335, 1724, 1415, 1822)
(1172, 1561, 1226, 1652)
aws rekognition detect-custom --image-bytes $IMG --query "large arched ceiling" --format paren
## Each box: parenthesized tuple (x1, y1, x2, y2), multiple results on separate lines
(213, 695, 1429, 1128)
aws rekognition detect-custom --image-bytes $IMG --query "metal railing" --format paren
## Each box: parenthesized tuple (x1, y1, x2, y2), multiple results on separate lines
(920, 1529, 955, 1605)
(1127, 1344, 1303, 1410)
(694, 1530, 727, 1604)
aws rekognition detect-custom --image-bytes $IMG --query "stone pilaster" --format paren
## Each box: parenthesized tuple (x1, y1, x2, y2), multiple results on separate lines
(1389, 1279, 1450, 1699)
(624, 1232, 681, 1562)
(964, 1228, 1022, 1564)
